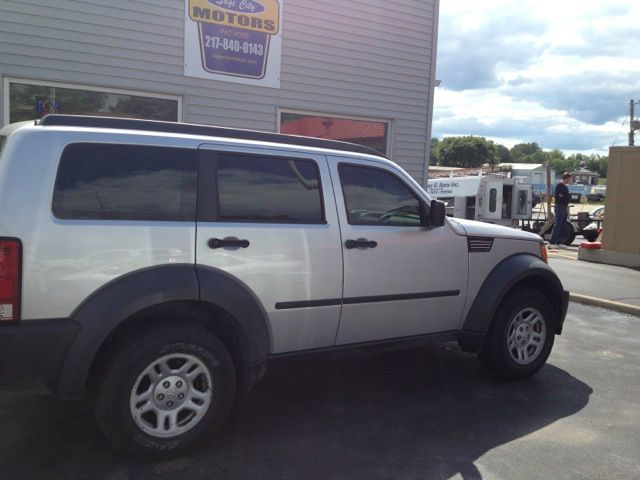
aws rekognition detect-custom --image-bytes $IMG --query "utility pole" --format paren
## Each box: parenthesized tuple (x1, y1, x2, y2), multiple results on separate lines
(630, 99, 640, 146)
(542, 161, 554, 237)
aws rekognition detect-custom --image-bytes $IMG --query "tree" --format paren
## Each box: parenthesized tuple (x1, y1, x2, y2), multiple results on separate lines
(438, 136, 493, 168)
(491, 143, 512, 164)
(545, 149, 565, 162)
(429, 138, 441, 165)
(510, 142, 544, 163)
(9, 83, 108, 123)
(586, 155, 608, 178)
(428, 135, 608, 178)
(568, 153, 608, 178)
(110, 96, 178, 121)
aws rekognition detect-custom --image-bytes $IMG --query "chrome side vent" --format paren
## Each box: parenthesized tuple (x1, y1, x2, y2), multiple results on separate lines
(468, 236, 494, 253)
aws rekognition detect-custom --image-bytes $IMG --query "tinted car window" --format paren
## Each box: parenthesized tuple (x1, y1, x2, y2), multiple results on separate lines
(339, 164, 421, 226)
(53, 143, 196, 221)
(217, 155, 324, 223)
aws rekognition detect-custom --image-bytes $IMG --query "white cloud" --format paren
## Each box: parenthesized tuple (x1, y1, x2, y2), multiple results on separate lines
(433, 0, 640, 153)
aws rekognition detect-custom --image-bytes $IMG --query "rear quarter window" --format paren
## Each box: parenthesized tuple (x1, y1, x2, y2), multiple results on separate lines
(53, 143, 197, 221)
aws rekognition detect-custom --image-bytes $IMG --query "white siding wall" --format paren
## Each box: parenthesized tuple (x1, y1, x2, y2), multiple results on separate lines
(0, 0, 437, 182)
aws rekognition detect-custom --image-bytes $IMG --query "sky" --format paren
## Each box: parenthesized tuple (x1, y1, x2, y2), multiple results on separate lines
(433, 0, 640, 155)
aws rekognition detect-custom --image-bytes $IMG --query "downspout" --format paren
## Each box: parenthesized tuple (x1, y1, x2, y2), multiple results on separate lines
(423, 0, 440, 187)
(422, 0, 440, 188)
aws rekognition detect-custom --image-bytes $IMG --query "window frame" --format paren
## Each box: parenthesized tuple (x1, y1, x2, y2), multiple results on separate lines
(52, 142, 198, 222)
(205, 151, 327, 225)
(3, 77, 182, 125)
(277, 108, 392, 158)
(338, 162, 425, 227)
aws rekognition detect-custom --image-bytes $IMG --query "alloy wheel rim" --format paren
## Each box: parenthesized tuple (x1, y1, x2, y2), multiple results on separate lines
(507, 307, 546, 365)
(129, 353, 213, 438)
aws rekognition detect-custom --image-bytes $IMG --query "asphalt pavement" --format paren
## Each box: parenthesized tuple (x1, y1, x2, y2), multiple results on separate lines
(0, 303, 638, 479)
(548, 243, 640, 315)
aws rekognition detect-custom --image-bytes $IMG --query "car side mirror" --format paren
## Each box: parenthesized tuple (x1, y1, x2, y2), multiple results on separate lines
(429, 199, 446, 227)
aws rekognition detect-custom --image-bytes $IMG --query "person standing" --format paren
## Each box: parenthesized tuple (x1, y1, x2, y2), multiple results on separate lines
(549, 172, 572, 248)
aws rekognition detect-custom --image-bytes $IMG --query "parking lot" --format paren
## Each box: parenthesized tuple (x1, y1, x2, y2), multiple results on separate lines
(1, 302, 638, 480)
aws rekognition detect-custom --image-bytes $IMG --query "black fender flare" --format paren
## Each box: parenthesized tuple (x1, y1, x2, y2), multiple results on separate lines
(195, 264, 271, 366)
(56, 264, 270, 398)
(459, 254, 568, 352)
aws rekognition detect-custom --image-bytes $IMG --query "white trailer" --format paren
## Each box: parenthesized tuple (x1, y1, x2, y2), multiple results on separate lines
(426, 173, 533, 227)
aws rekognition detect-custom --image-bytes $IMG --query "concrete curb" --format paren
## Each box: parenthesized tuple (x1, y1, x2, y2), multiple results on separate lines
(569, 292, 640, 317)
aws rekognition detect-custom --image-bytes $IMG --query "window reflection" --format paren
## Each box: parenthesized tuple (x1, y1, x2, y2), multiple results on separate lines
(54, 144, 196, 221)
(217, 155, 324, 224)
(340, 165, 421, 226)
(280, 112, 388, 155)
(9, 82, 178, 123)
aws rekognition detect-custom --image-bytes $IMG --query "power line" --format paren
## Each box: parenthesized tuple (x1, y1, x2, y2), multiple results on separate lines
(610, 116, 628, 147)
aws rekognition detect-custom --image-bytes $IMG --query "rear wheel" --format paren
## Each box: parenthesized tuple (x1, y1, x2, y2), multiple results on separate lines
(94, 323, 236, 456)
(479, 288, 556, 380)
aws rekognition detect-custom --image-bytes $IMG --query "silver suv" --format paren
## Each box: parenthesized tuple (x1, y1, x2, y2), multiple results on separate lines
(0, 115, 568, 455)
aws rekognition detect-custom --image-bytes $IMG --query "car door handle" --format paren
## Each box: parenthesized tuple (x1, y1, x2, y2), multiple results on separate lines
(208, 237, 250, 249)
(345, 238, 378, 249)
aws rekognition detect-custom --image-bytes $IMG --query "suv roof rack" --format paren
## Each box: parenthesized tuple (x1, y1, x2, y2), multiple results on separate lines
(38, 114, 385, 157)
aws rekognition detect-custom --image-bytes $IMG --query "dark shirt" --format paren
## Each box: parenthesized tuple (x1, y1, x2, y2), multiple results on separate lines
(555, 182, 570, 206)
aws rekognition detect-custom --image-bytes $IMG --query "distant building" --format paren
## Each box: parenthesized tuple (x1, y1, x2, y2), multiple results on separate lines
(570, 167, 600, 186)
(427, 166, 466, 177)
(498, 163, 557, 184)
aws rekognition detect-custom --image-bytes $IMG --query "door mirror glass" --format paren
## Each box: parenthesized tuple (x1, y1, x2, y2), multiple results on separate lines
(429, 199, 446, 227)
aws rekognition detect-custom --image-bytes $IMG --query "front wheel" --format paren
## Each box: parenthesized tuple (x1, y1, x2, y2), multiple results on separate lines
(94, 324, 236, 456)
(479, 288, 556, 380)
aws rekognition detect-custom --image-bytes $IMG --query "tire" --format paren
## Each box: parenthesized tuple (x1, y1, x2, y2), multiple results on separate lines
(94, 323, 236, 456)
(479, 288, 556, 380)
(561, 221, 576, 246)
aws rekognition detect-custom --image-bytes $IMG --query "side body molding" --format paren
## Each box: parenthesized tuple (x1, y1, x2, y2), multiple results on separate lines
(459, 254, 568, 352)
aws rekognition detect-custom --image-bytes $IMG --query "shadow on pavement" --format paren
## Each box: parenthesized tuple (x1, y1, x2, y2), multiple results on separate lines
(0, 344, 592, 480)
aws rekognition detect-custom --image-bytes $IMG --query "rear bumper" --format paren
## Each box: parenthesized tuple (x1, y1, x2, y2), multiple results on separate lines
(0, 319, 80, 392)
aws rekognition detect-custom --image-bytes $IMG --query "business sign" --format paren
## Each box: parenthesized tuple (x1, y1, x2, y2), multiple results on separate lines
(426, 178, 481, 197)
(184, 0, 283, 88)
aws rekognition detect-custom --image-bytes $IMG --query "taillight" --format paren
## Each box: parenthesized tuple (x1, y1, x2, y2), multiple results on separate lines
(0, 238, 21, 322)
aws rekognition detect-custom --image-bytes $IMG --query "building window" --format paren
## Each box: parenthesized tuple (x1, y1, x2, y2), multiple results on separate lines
(7, 79, 180, 124)
(279, 111, 389, 156)
(489, 188, 497, 213)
